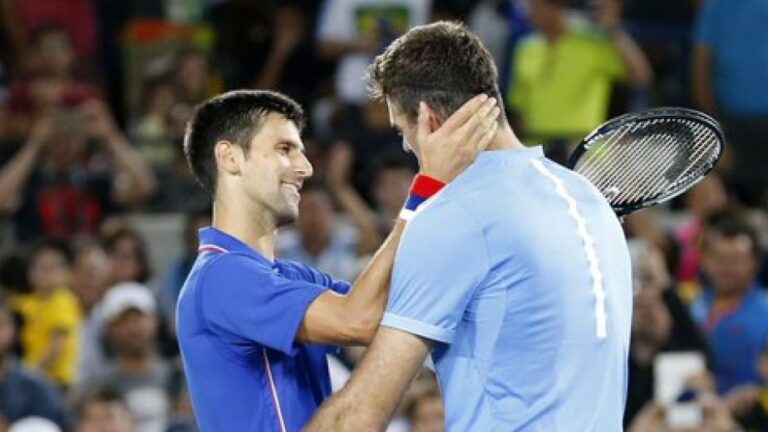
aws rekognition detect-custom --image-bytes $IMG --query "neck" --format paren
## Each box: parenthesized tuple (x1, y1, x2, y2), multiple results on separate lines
(116, 351, 153, 374)
(212, 194, 278, 261)
(486, 122, 526, 151)
(541, 13, 568, 43)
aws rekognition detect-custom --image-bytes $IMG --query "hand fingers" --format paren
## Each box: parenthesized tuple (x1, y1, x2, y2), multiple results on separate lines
(456, 99, 499, 142)
(473, 120, 498, 153)
(439, 94, 489, 132)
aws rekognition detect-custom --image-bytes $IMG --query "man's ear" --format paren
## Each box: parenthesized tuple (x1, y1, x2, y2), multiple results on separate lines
(422, 103, 444, 133)
(214, 140, 244, 176)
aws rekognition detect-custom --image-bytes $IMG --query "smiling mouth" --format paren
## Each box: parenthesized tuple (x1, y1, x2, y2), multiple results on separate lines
(282, 182, 302, 195)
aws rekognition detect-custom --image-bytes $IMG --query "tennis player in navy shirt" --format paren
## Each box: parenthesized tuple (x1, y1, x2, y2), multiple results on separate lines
(176, 90, 499, 431)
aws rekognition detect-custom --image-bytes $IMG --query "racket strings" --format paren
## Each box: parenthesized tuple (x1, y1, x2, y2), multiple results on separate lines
(575, 118, 721, 209)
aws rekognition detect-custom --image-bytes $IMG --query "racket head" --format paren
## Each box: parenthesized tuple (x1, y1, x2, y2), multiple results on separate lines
(567, 107, 724, 217)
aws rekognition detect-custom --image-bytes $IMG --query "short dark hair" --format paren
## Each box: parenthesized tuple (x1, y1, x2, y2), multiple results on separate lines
(703, 210, 762, 259)
(183, 90, 305, 194)
(369, 21, 503, 122)
(102, 224, 152, 283)
(75, 385, 129, 423)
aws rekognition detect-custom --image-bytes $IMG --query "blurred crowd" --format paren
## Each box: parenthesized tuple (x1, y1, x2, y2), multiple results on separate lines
(0, 0, 766, 431)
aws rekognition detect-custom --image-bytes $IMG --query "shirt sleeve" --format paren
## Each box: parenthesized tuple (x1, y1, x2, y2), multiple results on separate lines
(278, 260, 352, 295)
(381, 201, 490, 344)
(199, 254, 327, 355)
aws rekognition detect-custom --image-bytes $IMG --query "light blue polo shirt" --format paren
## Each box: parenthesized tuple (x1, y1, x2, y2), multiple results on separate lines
(176, 227, 350, 432)
(382, 147, 633, 431)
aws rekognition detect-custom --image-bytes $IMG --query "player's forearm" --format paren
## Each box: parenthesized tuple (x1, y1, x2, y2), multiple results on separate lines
(342, 219, 405, 344)
(611, 29, 653, 87)
(305, 389, 386, 431)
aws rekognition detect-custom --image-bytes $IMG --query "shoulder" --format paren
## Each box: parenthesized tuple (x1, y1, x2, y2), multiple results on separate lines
(13, 363, 57, 390)
(198, 252, 271, 279)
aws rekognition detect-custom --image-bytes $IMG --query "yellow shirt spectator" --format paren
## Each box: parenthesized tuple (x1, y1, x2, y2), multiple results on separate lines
(509, 20, 626, 140)
(12, 287, 82, 387)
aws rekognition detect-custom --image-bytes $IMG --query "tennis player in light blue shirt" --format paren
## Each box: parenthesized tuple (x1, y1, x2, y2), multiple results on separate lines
(306, 21, 633, 432)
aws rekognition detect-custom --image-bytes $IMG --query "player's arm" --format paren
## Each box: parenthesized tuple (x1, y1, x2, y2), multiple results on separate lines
(304, 326, 430, 431)
(296, 95, 500, 346)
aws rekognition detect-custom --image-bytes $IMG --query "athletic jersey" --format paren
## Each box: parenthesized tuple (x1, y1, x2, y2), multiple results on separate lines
(382, 146, 633, 431)
(177, 227, 350, 432)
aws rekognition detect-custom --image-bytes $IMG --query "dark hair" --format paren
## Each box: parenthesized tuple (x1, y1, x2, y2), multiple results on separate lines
(102, 225, 152, 283)
(75, 385, 130, 422)
(369, 21, 503, 122)
(183, 90, 305, 194)
(29, 22, 71, 45)
(21, 240, 74, 293)
(703, 210, 762, 259)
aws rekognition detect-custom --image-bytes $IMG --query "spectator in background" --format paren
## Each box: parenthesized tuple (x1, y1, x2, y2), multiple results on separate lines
(89, 283, 172, 432)
(371, 157, 416, 235)
(690, 211, 768, 394)
(0, 0, 97, 72)
(277, 182, 366, 282)
(724, 341, 768, 431)
(278, 142, 382, 280)
(0, 101, 157, 243)
(131, 75, 178, 169)
(675, 172, 729, 300)
(161, 206, 211, 331)
(0, 297, 65, 430)
(330, 98, 414, 202)
(316, 0, 432, 106)
(74, 386, 135, 432)
(253, 1, 326, 112)
(2, 24, 101, 140)
(11, 240, 81, 389)
(508, 0, 651, 163)
(70, 240, 111, 387)
(102, 224, 152, 286)
(624, 239, 712, 426)
(692, 0, 768, 207)
(622, 0, 697, 106)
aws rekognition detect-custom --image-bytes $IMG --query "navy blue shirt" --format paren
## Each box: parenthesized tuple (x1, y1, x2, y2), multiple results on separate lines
(0, 359, 65, 428)
(176, 227, 351, 431)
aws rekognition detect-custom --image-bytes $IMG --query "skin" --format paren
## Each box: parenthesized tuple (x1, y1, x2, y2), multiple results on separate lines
(209, 95, 501, 348)
(305, 97, 525, 431)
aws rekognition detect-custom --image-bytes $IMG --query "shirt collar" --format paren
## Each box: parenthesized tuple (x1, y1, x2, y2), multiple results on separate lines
(475, 145, 545, 163)
(198, 227, 273, 266)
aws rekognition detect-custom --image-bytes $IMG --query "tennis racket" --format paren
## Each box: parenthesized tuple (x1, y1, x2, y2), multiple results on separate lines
(567, 107, 724, 217)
